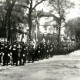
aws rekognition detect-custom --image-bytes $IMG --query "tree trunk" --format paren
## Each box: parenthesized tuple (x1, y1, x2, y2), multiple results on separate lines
(28, 0, 32, 41)
(4, 0, 16, 44)
(57, 18, 61, 52)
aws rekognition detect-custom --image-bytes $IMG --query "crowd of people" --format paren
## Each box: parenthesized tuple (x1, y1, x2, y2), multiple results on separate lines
(0, 41, 74, 66)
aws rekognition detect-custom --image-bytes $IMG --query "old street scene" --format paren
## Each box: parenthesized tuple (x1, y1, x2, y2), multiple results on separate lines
(0, 0, 80, 80)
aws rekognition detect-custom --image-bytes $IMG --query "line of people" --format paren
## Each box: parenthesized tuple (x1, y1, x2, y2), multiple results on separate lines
(0, 42, 56, 66)
(0, 41, 73, 66)
(0, 42, 28, 66)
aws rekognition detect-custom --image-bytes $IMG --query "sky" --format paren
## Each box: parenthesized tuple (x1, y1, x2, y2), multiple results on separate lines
(36, 0, 80, 20)
(67, 0, 80, 20)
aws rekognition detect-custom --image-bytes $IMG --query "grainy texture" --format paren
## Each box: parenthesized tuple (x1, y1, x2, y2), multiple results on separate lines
(0, 50, 80, 80)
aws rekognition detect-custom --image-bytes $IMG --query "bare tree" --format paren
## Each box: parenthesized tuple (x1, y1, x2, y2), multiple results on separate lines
(0, 0, 29, 43)
(48, 0, 74, 51)
(24, 0, 46, 41)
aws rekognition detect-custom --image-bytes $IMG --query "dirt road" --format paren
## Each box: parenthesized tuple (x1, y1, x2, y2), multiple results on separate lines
(0, 50, 80, 80)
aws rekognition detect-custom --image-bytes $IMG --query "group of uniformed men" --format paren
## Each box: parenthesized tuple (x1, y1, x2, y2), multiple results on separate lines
(0, 41, 57, 66)
(0, 41, 72, 66)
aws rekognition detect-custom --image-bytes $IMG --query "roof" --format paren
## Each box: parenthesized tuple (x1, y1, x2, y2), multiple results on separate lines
(32, 10, 59, 22)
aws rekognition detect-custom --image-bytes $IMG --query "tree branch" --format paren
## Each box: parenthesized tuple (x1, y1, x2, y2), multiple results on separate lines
(15, 4, 29, 9)
(32, 0, 46, 10)
(31, 11, 42, 21)
(22, 5, 29, 9)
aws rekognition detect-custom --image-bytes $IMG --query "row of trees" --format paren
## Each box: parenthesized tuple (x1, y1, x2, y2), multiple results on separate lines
(45, 0, 74, 51)
(0, 0, 46, 42)
(0, 0, 74, 46)
(65, 17, 80, 42)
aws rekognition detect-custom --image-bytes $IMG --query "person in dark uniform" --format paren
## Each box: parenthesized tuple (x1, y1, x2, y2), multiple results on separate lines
(35, 43, 43, 60)
(50, 44, 54, 57)
(7, 44, 11, 64)
(3, 45, 10, 66)
(25, 45, 29, 62)
(34, 46, 40, 61)
(0, 43, 2, 64)
(38, 42, 44, 60)
(0, 44, 4, 65)
(20, 46, 27, 65)
(43, 42, 47, 59)
(11, 44, 18, 66)
(47, 44, 50, 57)
(27, 47, 31, 63)
(8, 44, 13, 65)
(17, 43, 21, 65)
(23, 46, 27, 64)
(27, 43, 35, 63)
(30, 46, 35, 63)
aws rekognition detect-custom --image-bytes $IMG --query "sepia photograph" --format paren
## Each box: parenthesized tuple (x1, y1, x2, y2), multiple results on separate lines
(0, 0, 80, 80)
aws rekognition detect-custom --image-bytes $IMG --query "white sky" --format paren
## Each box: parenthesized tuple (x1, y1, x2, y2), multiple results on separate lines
(66, 0, 80, 20)
(36, 0, 80, 20)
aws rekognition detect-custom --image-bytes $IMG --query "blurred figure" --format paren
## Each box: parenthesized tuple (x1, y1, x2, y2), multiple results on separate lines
(3, 45, 10, 66)
(11, 44, 18, 66)
(20, 46, 27, 65)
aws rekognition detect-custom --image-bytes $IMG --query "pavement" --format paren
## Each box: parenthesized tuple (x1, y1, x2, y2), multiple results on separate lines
(0, 50, 80, 80)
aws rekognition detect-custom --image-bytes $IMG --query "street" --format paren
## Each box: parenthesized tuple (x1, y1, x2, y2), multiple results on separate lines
(0, 50, 80, 80)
